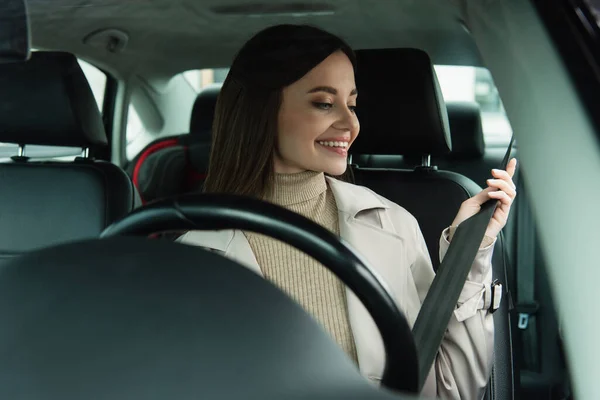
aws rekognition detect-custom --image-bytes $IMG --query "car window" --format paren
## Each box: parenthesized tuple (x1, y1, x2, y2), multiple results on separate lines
(0, 58, 107, 161)
(78, 59, 107, 109)
(183, 68, 229, 92)
(125, 68, 229, 160)
(125, 104, 149, 160)
(434, 65, 512, 147)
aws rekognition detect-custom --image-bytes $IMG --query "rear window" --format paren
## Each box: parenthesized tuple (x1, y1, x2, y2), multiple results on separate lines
(0, 58, 107, 161)
(183, 68, 229, 92)
(125, 67, 229, 160)
(78, 59, 107, 110)
(434, 65, 512, 146)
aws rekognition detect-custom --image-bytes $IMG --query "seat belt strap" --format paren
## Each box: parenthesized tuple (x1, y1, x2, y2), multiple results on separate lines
(411, 135, 515, 391)
(514, 171, 540, 369)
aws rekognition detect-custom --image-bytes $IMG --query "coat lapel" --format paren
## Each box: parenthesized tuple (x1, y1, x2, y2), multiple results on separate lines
(178, 229, 263, 276)
(326, 177, 412, 380)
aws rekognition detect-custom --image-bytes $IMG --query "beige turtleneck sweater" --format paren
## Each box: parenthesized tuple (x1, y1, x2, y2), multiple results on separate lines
(244, 171, 358, 363)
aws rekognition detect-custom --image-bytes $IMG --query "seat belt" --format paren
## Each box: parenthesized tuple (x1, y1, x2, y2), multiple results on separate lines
(514, 172, 540, 371)
(411, 135, 515, 391)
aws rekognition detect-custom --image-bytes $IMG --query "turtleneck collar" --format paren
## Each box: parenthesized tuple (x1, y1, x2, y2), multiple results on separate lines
(270, 170, 327, 206)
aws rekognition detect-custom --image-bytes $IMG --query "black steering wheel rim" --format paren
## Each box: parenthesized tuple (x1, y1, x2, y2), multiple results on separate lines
(101, 193, 419, 393)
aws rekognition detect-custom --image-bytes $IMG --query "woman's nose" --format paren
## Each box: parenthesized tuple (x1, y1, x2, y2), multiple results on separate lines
(334, 107, 359, 132)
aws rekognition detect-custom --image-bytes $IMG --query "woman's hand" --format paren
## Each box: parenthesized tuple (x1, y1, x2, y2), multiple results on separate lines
(450, 158, 518, 240)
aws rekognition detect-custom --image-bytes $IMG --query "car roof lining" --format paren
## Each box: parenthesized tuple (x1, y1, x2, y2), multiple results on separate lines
(27, 0, 484, 78)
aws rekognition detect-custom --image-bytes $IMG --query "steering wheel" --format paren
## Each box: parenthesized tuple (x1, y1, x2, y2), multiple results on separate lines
(100, 194, 419, 393)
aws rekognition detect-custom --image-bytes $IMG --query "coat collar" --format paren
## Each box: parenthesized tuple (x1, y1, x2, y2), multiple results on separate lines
(325, 176, 389, 218)
(183, 177, 390, 254)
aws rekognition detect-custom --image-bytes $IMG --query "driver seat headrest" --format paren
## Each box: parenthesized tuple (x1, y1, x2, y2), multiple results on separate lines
(190, 83, 221, 137)
(0, 51, 107, 148)
(352, 48, 451, 157)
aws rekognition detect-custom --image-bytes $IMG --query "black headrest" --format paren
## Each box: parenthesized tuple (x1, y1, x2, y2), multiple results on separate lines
(190, 84, 221, 136)
(352, 48, 451, 156)
(0, 51, 107, 148)
(446, 102, 485, 159)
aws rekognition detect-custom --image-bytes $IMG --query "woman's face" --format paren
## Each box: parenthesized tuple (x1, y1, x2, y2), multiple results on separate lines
(275, 50, 359, 175)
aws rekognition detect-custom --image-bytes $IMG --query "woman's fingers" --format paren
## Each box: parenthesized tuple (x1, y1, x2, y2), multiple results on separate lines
(464, 158, 518, 211)
(491, 169, 516, 189)
(505, 158, 518, 178)
(488, 190, 513, 206)
(480, 159, 517, 237)
(468, 186, 495, 205)
(486, 179, 517, 198)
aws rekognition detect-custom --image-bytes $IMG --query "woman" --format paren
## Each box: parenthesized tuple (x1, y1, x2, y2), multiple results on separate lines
(179, 24, 517, 399)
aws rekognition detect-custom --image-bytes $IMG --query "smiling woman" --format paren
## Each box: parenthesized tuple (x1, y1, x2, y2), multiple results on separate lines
(178, 23, 518, 400)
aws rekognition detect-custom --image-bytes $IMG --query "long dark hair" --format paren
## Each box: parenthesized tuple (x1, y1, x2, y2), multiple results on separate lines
(204, 24, 356, 199)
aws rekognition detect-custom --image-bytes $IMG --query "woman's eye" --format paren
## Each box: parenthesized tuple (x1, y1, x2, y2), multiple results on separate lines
(313, 102, 333, 110)
(348, 105, 357, 113)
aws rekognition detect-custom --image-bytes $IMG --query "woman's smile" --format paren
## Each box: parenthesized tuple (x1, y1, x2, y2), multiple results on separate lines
(316, 140, 349, 156)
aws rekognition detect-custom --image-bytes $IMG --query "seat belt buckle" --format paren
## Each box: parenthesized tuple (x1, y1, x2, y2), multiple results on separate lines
(518, 313, 529, 329)
(516, 302, 539, 330)
(489, 279, 502, 314)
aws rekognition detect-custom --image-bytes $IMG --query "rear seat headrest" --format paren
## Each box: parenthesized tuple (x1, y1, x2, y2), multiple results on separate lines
(446, 102, 485, 159)
(352, 48, 451, 156)
(190, 83, 221, 136)
(0, 51, 107, 148)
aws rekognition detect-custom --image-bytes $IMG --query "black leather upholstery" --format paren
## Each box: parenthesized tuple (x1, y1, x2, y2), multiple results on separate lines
(445, 102, 485, 159)
(352, 48, 451, 157)
(0, 51, 136, 265)
(0, 161, 135, 257)
(131, 134, 210, 203)
(0, 0, 30, 64)
(128, 85, 218, 203)
(0, 51, 107, 147)
(190, 84, 220, 133)
(352, 49, 513, 400)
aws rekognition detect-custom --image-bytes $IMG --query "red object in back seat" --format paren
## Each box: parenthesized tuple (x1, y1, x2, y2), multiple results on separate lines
(132, 139, 179, 203)
(183, 144, 207, 191)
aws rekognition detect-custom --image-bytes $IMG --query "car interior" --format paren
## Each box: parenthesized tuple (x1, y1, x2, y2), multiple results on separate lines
(0, 0, 599, 399)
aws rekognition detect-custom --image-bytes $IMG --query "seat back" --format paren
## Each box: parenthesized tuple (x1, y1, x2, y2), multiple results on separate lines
(0, 51, 136, 264)
(128, 84, 220, 203)
(353, 48, 514, 400)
